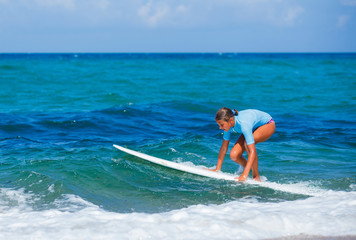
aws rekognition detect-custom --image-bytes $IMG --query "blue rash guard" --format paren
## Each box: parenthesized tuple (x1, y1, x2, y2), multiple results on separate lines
(223, 109, 273, 145)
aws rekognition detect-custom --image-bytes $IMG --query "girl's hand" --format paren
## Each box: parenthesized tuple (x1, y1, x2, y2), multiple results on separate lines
(237, 174, 247, 182)
(205, 168, 218, 172)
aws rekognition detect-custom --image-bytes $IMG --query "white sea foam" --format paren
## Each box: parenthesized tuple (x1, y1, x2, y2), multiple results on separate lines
(0, 187, 355, 240)
(246, 179, 325, 197)
(48, 184, 55, 193)
(169, 147, 177, 152)
(176, 161, 325, 197)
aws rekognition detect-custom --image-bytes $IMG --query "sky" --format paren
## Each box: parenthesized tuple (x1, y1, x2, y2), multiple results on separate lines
(0, 0, 355, 52)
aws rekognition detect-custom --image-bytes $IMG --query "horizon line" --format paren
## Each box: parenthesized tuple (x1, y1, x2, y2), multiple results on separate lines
(1, 51, 356, 54)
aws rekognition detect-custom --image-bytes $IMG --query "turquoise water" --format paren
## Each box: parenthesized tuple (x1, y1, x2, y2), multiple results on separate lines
(0, 53, 355, 239)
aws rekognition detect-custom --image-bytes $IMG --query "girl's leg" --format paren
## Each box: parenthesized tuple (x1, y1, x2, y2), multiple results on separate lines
(250, 122, 276, 180)
(230, 122, 276, 179)
(253, 122, 276, 144)
(230, 135, 247, 167)
(244, 141, 260, 180)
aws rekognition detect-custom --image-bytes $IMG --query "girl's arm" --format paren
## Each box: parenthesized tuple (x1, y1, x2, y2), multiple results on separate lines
(214, 139, 230, 171)
(238, 143, 257, 181)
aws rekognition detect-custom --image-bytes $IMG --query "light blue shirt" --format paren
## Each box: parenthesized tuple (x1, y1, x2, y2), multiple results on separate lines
(223, 109, 272, 145)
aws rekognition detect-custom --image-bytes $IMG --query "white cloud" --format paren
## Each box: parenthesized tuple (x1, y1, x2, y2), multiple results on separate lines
(337, 14, 351, 27)
(282, 6, 305, 26)
(235, 1, 305, 26)
(0, 0, 307, 29)
(95, 0, 110, 11)
(176, 4, 188, 14)
(138, 1, 170, 27)
(35, 0, 76, 10)
(137, 1, 190, 28)
(176, 0, 305, 27)
(134, 0, 306, 29)
(340, 0, 356, 6)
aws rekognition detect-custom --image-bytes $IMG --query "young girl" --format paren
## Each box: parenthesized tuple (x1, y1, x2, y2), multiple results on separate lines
(211, 107, 275, 181)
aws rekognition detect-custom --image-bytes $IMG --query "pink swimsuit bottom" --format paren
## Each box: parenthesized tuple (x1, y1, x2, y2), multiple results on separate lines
(267, 118, 275, 124)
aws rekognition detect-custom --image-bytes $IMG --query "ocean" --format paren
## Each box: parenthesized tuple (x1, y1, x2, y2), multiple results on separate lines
(0, 53, 355, 239)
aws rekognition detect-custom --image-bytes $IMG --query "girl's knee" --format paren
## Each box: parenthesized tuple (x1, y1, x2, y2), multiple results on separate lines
(230, 148, 242, 160)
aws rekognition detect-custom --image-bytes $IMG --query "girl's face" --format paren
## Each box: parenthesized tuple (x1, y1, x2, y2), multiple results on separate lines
(216, 117, 234, 131)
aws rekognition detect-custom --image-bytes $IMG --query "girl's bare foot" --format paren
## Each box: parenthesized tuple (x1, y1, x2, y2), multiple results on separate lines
(253, 176, 261, 182)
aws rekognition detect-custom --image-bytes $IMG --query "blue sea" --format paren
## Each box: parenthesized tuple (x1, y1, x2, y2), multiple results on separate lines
(0, 53, 355, 239)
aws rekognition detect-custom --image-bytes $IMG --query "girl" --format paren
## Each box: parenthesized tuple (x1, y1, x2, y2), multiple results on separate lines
(211, 107, 275, 182)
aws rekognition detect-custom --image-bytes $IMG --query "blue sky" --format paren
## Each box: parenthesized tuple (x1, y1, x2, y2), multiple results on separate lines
(0, 0, 355, 52)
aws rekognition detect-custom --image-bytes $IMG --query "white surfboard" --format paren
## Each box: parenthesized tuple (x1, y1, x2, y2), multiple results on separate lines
(113, 145, 325, 196)
(113, 144, 238, 181)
